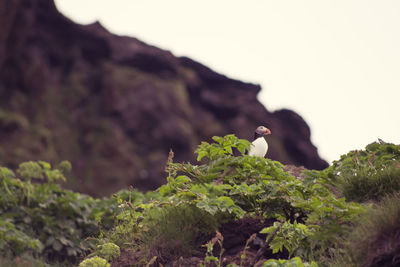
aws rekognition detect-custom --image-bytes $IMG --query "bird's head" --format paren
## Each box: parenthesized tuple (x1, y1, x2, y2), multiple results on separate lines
(255, 126, 271, 136)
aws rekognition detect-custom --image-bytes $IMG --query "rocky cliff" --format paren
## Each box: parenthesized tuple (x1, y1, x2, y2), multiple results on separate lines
(0, 0, 327, 196)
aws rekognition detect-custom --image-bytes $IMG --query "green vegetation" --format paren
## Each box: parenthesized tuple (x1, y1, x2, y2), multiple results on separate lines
(98, 243, 120, 262)
(141, 205, 219, 261)
(78, 256, 110, 267)
(330, 193, 400, 267)
(0, 254, 53, 267)
(325, 140, 400, 202)
(0, 161, 121, 265)
(262, 257, 318, 267)
(1, 135, 400, 266)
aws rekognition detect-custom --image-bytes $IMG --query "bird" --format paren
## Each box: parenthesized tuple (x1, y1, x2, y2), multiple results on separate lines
(248, 126, 271, 157)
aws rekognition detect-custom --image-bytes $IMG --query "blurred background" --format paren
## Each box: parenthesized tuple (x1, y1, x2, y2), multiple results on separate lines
(54, 0, 400, 163)
(0, 0, 398, 196)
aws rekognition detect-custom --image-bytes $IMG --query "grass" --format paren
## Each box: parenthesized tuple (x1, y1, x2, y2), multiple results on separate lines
(141, 205, 220, 263)
(331, 193, 400, 267)
(338, 163, 400, 202)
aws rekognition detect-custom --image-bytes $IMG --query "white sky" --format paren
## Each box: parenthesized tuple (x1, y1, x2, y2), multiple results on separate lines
(55, 0, 400, 163)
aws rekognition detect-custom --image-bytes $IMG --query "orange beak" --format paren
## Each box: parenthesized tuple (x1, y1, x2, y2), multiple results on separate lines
(265, 128, 271, 135)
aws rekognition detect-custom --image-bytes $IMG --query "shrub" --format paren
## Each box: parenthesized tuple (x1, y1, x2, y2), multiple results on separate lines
(0, 220, 43, 255)
(0, 161, 121, 264)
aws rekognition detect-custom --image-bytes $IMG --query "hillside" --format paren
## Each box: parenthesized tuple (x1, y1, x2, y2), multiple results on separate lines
(1, 137, 400, 266)
(0, 0, 326, 196)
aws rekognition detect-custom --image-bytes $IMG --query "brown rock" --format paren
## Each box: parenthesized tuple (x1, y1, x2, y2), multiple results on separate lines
(0, 0, 327, 196)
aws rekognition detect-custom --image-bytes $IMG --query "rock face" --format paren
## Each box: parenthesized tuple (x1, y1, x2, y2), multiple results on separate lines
(0, 0, 327, 196)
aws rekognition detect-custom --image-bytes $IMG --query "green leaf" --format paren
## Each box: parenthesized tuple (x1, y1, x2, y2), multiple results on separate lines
(39, 161, 51, 170)
(159, 185, 171, 196)
(224, 146, 233, 155)
(205, 256, 219, 263)
(197, 151, 208, 161)
(175, 175, 191, 183)
(212, 136, 223, 144)
(217, 196, 235, 207)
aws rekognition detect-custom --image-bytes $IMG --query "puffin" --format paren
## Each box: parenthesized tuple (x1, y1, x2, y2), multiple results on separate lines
(248, 126, 271, 157)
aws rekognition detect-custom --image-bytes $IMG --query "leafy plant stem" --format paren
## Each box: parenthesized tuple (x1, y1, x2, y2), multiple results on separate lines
(251, 220, 284, 266)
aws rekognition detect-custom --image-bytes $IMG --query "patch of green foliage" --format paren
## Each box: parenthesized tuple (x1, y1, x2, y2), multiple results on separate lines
(96, 188, 156, 248)
(325, 140, 400, 202)
(262, 257, 318, 267)
(260, 220, 315, 257)
(93, 134, 365, 265)
(162, 135, 364, 262)
(329, 193, 400, 267)
(0, 161, 123, 265)
(3, 135, 400, 266)
(0, 254, 53, 267)
(78, 256, 110, 267)
(80, 242, 121, 266)
(141, 205, 220, 261)
(98, 243, 120, 262)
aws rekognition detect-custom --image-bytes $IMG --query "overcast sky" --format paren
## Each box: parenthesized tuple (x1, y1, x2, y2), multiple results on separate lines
(55, 0, 400, 163)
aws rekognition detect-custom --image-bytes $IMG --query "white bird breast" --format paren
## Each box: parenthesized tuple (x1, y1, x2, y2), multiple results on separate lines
(248, 137, 268, 157)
